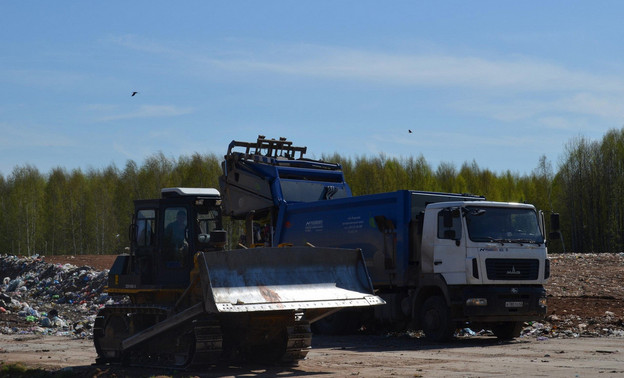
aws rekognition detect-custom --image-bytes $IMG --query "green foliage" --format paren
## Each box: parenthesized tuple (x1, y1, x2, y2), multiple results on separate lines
(0, 152, 226, 256)
(6, 165, 46, 256)
(0, 362, 66, 378)
(555, 128, 624, 252)
(6, 128, 624, 255)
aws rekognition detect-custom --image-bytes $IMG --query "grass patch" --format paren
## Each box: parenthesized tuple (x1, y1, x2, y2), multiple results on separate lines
(0, 363, 74, 378)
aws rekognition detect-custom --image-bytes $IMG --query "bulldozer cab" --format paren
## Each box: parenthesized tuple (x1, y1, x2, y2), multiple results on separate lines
(130, 188, 225, 288)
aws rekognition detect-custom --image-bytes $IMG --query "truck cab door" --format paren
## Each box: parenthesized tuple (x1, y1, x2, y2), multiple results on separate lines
(432, 208, 467, 285)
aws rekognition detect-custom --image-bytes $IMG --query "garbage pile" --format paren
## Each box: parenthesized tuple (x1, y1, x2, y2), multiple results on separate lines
(524, 313, 624, 339)
(539, 252, 624, 339)
(1, 253, 623, 341)
(0, 254, 120, 339)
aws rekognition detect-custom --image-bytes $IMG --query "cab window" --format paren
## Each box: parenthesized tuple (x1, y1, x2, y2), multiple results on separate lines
(136, 209, 156, 247)
(163, 207, 188, 266)
(437, 208, 462, 240)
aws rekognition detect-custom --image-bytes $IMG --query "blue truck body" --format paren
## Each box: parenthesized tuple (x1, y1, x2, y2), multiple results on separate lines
(273, 190, 482, 288)
(220, 136, 551, 340)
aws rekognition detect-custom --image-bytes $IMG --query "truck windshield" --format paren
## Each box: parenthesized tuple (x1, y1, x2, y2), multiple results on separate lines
(464, 206, 543, 244)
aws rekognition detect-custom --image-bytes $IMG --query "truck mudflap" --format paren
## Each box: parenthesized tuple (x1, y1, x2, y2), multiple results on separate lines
(197, 246, 384, 321)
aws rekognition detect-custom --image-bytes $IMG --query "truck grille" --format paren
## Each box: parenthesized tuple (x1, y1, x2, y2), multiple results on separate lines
(485, 258, 539, 280)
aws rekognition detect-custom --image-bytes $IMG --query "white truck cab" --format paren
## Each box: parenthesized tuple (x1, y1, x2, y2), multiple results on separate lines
(417, 201, 549, 339)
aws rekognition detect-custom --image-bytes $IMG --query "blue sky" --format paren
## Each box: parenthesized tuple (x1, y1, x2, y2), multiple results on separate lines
(2, 1, 623, 177)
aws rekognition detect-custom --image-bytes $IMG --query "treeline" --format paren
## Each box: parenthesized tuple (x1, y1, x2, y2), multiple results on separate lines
(3, 128, 624, 255)
(555, 128, 624, 253)
(0, 153, 222, 256)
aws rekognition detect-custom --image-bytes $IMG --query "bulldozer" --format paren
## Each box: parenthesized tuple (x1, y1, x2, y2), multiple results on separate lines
(93, 187, 383, 368)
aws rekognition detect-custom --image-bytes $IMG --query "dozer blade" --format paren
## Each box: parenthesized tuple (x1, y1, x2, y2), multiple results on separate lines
(197, 246, 384, 319)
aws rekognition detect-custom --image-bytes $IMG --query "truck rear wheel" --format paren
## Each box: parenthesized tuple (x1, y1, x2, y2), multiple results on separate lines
(420, 296, 455, 342)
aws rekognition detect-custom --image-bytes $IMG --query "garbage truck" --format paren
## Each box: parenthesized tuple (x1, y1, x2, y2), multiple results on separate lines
(93, 187, 383, 368)
(220, 136, 558, 341)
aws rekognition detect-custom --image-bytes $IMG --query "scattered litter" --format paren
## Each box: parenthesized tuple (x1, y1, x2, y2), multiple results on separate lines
(0, 254, 127, 339)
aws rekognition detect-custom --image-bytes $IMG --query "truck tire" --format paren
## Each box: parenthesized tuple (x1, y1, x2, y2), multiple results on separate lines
(492, 321, 524, 340)
(420, 296, 455, 342)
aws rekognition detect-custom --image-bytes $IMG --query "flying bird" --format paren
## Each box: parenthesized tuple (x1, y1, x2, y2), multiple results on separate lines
(131, 91, 139, 97)
(408, 129, 412, 133)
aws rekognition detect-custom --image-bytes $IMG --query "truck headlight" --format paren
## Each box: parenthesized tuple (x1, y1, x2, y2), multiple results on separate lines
(466, 298, 488, 306)
(538, 297, 547, 307)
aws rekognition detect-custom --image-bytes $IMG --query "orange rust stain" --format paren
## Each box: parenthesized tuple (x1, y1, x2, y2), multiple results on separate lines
(258, 285, 284, 308)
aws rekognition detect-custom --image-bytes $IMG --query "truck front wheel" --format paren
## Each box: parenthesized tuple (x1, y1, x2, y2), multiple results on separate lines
(420, 296, 455, 341)
(492, 321, 524, 340)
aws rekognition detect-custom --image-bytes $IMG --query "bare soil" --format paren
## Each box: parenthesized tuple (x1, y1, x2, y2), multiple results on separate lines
(42, 254, 115, 272)
(0, 333, 623, 377)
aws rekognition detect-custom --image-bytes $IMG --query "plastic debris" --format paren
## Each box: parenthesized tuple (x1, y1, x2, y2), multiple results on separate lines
(0, 254, 126, 339)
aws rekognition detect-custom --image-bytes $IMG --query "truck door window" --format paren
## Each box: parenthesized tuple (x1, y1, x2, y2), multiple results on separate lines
(437, 208, 461, 240)
(164, 207, 188, 266)
(136, 209, 156, 247)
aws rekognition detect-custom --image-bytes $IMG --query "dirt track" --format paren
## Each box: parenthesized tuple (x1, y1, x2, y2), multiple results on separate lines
(0, 333, 622, 377)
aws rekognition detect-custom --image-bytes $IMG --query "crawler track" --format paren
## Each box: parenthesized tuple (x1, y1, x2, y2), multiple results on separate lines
(93, 306, 311, 369)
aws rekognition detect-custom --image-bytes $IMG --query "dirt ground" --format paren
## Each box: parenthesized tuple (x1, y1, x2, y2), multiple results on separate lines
(43, 254, 115, 272)
(0, 252, 622, 377)
(0, 333, 622, 377)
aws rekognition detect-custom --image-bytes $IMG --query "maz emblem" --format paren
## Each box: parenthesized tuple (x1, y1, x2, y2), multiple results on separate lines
(506, 266, 521, 275)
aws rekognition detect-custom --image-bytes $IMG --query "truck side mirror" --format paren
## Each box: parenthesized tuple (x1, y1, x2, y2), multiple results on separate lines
(442, 210, 454, 228)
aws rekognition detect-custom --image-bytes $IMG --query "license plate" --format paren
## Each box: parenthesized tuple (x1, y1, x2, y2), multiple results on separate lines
(505, 301, 524, 308)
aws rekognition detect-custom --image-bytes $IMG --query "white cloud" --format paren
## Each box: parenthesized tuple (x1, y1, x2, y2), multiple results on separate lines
(552, 93, 624, 119)
(111, 37, 624, 126)
(450, 88, 624, 124)
(105, 34, 181, 56)
(380, 130, 537, 150)
(537, 116, 578, 130)
(94, 105, 194, 122)
(0, 69, 86, 89)
(111, 37, 624, 93)
(188, 43, 624, 94)
(0, 122, 74, 148)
